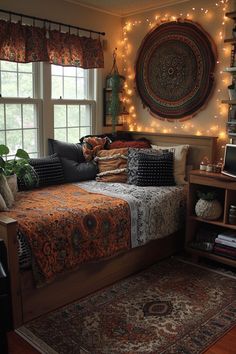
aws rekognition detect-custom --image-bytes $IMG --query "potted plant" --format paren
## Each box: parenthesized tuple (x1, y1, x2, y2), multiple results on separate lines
(195, 191, 222, 220)
(0, 145, 39, 192)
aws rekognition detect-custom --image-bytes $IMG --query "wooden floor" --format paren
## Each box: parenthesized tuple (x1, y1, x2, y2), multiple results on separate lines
(7, 325, 236, 353)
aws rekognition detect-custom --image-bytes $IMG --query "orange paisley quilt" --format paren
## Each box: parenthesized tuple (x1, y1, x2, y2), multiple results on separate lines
(4, 184, 131, 287)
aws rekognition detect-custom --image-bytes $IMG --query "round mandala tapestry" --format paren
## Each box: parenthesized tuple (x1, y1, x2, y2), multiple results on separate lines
(135, 20, 217, 119)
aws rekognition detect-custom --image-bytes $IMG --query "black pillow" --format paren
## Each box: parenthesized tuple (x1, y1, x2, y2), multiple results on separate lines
(48, 138, 85, 163)
(136, 152, 175, 186)
(60, 158, 98, 182)
(29, 154, 65, 187)
(48, 139, 98, 182)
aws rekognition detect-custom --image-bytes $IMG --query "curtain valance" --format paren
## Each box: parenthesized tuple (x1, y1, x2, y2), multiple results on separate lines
(0, 20, 104, 68)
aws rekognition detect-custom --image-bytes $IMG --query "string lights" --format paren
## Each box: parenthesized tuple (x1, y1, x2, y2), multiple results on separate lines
(119, 0, 230, 142)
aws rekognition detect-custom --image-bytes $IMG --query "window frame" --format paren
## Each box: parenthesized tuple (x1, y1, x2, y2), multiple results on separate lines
(0, 61, 98, 157)
(0, 62, 43, 157)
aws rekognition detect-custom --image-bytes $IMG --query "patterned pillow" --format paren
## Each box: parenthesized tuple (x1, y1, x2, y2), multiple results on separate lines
(151, 144, 189, 185)
(127, 148, 161, 185)
(109, 140, 151, 149)
(29, 154, 65, 187)
(82, 136, 110, 161)
(95, 148, 128, 183)
(136, 152, 175, 186)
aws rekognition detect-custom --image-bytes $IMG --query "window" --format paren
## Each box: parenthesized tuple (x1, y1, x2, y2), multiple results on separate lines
(0, 61, 96, 156)
(0, 61, 40, 158)
(51, 64, 95, 143)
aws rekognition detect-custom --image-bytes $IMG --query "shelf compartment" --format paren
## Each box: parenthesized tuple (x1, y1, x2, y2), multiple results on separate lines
(223, 67, 236, 72)
(185, 246, 236, 268)
(225, 11, 236, 20)
(224, 38, 236, 43)
(222, 100, 236, 104)
(189, 215, 236, 230)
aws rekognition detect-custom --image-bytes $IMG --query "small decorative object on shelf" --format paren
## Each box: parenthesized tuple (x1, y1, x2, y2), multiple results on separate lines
(199, 156, 209, 171)
(229, 205, 236, 225)
(228, 81, 236, 100)
(206, 164, 213, 172)
(195, 191, 223, 220)
(212, 164, 221, 173)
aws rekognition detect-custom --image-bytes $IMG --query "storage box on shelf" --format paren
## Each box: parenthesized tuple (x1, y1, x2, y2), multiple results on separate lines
(185, 170, 236, 267)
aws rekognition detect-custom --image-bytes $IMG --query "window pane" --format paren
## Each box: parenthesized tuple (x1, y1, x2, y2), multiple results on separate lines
(64, 67, 76, 77)
(77, 78, 85, 99)
(51, 65, 63, 75)
(68, 105, 79, 126)
(76, 68, 85, 77)
(6, 104, 22, 129)
(23, 105, 37, 128)
(0, 131, 5, 145)
(0, 104, 5, 130)
(80, 105, 90, 126)
(18, 63, 32, 73)
(54, 105, 66, 127)
(68, 128, 79, 143)
(1, 72, 17, 97)
(80, 127, 90, 137)
(23, 129, 38, 153)
(19, 73, 33, 97)
(64, 77, 76, 99)
(54, 128, 66, 141)
(52, 76, 63, 98)
(1, 61, 17, 71)
(6, 130, 22, 155)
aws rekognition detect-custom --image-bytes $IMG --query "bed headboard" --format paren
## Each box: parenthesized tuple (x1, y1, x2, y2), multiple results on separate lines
(125, 131, 218, 170)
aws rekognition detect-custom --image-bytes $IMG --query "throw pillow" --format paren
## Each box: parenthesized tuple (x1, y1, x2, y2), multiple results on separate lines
(48, 139, 85, 163)
(79, 131, 133, 144)
(109, 140, 151, 149)
(82, 136, 109, 161)
(48, 139, 98, 182)
(151, 144, 189, 185)
(136, 152, 175, 187)
(95, 148, 128, 183)
(127, 148, 161, 185)
(0, 174, 14, 208)
(60, 158, 98, 182)
(29, 154, 65, 187)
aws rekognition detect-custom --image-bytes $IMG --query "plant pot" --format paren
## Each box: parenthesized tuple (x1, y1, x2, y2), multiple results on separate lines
(6, 174, 18, 197)
(195, 199, 222, 220)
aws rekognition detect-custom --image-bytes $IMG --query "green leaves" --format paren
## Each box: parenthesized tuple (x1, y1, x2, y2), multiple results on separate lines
(0, 144, 9, 156)
(15, 149, 30, 160)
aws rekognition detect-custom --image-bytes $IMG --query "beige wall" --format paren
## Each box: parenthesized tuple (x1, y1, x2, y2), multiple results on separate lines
(121, 0, 232, 159)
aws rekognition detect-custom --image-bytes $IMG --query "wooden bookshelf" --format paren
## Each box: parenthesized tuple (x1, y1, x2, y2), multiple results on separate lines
(185, 170, 236, 267)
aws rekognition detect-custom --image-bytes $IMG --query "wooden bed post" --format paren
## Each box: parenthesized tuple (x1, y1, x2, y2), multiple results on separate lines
(0, 216, 22, 328)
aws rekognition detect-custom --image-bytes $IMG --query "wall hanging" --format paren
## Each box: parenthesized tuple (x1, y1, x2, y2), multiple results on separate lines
(104, 49, 128, 132)
(135, 20, 217, 120)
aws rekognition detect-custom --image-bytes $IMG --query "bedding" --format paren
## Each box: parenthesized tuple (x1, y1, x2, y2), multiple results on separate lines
(3, 184, 131, 287)
(77, 181, 186, 247)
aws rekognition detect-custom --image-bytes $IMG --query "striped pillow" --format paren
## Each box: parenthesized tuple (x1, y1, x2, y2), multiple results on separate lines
(136, 152, 175, 186)
(95, 148, 128, 182)
(29, 154, 65, 187)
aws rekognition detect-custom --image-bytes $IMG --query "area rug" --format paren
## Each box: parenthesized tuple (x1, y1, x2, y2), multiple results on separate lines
(16, 258, 236, 354)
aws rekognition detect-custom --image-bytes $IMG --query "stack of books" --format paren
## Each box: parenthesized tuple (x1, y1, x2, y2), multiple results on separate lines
(213, 231, 236, 259)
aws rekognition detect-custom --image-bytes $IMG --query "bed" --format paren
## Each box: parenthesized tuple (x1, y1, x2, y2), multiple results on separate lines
(0, 133, 217, 328)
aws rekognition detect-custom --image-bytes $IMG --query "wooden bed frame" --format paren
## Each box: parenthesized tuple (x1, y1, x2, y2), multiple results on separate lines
(0, 133, 217, 328)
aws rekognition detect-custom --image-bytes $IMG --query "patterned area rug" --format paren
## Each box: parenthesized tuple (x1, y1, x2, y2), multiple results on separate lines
(17, 258, 236, 354)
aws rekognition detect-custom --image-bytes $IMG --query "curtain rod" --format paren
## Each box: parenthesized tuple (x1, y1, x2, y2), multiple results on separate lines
(0, 8, 106, 36)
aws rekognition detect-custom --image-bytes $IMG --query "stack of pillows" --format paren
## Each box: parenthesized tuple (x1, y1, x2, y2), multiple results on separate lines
(0, 132, 189, 211)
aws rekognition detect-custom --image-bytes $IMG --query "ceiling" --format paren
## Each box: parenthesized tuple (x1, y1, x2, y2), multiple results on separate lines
(65, 0, 189, 17)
